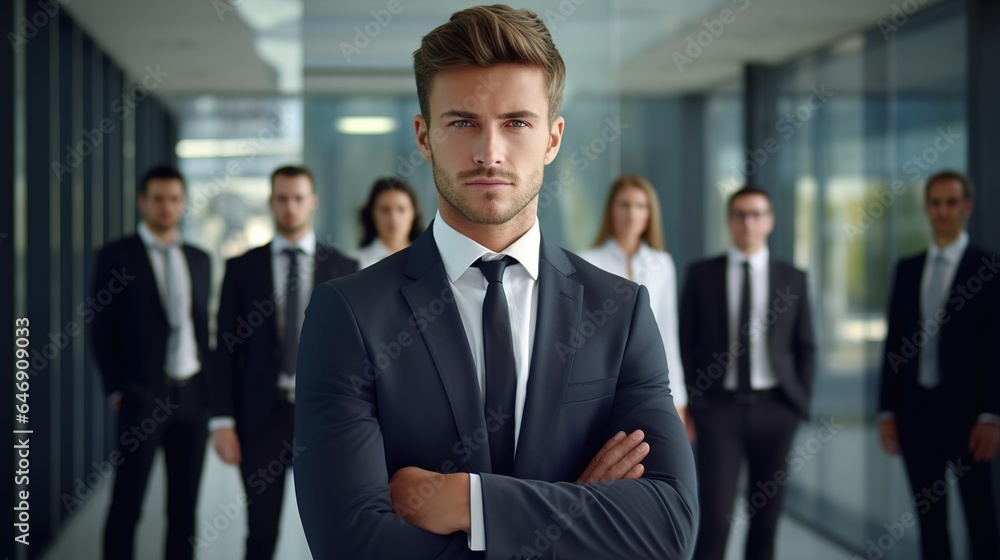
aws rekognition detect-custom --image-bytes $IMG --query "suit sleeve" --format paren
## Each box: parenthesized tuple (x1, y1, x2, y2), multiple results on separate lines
(89, 246, 124, 396)
(294, 282, 470, 560)
(792, 270, 816, 408)
(209, 258, 241, 418)
(678, 264, 699, 402)
(978, 252, 1000, 416)
(879, 262, 905, 414)
(478, 285, 698, 560)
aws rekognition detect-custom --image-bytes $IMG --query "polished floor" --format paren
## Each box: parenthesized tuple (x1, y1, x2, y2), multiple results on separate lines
(41, 443, 854, 559)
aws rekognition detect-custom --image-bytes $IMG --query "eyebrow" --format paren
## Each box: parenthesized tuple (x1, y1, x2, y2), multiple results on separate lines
(439, 109, 542, 121)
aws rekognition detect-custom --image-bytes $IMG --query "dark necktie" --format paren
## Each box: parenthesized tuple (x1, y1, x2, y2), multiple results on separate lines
(472, 255, 518, 476)
(737, 260, 752, 394)
(283, 248, 303, 376)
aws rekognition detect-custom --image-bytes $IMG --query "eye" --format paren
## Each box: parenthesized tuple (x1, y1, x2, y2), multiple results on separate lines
(507, 120, 529, 128)
(449, 120, 473, 128)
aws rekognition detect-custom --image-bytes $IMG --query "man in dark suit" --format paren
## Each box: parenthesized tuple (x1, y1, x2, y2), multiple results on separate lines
(680, 186, 815, 560)
(209, 165, 357, 560)
(879, 171, 1000, 560)
(90, 164, 211, 560)
(294, 5, 697, 559)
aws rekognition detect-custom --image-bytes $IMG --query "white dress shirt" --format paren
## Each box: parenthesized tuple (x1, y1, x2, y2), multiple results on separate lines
(432, 211, 540, 552)
(208, 231, 316, 432)
(724, 246, 779, 391)
(137, 222, 201, 380)
(354, 238, 392, 270)
(578, 239, 687, 407)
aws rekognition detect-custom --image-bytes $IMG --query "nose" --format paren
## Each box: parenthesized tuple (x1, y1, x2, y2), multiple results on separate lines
(472, 127, 504, 167)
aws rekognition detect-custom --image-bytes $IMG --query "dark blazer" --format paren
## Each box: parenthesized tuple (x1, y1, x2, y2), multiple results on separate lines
(679, 255, 815, 417)
(879, 243, 1000, 434)
(90, 235, 211, 406)
(210, 242, 357, 437)
(294, 222, 698, 560)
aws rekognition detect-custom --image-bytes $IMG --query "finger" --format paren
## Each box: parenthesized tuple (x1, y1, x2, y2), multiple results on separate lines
(579, 431, 626, 479)
(594, 430, 646, 480)
(579, 431, 635, 482)
(623, 463, 644, 480)
(602, 442, 650, 482)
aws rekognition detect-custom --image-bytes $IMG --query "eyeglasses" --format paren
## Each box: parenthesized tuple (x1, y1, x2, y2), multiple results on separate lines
(729, 210, 771, 222)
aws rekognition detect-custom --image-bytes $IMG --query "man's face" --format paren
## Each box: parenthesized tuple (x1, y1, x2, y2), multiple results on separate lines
(727, 193, 774, 251)
(270, 174, 317, 234)
(414, 63, 564, 226)
(138, 178, 185, 232)
(925, 178, 972, 238)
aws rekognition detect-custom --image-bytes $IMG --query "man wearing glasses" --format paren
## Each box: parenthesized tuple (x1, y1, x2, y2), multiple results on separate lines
(679, 186, 815, 560)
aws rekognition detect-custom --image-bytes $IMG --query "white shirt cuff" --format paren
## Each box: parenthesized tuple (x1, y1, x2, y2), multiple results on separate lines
(977, 413, 1000, 425)
(209, 416, 236, 431)
(467, 473, 485, 551)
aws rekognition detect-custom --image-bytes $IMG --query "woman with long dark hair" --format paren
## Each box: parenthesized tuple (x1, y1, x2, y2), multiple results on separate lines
(355, 176, 424, 269)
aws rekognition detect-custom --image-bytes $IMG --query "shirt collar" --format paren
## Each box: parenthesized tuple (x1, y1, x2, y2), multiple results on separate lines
(272, 230, 316, 257)
(432, 210, 540, 282)
(603, 238, 652, 261)
(728, 245, 770, 269)
(138, 221, 180, 250)
(928, 231, 968, 264)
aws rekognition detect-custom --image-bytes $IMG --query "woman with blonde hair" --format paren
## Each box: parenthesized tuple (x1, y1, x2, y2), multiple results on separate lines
(580, 175, 693, 440)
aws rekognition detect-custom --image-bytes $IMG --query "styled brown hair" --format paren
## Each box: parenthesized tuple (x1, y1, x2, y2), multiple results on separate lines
(271, 165, 315, 193)
(925, 170, 974, 203)
(412, 5, 566, 123)
(727, 185, 772, 213)
(592, 175, 666, 251)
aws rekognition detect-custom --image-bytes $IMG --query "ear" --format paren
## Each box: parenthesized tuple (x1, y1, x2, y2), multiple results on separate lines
(414, 114, 433, 163)
(543, 116, 565, 165)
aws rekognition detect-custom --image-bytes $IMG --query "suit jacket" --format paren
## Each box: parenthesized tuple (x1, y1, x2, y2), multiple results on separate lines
(90, 235, 211, 407)
(294, 223, 698, 560)
(210, 242, 357, 437)
(879, 243, 1000, 434)
(679, 255, 815, 417)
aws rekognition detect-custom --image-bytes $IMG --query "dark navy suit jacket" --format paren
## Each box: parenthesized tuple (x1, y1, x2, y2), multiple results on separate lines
(294, 222, 698, 559)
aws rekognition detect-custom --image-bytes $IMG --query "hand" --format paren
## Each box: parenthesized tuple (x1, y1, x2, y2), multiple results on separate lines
(879, 418, 899, 456)
(677, 406, 696, 442)
(389, 466, 470, 534)
(213, 427, 242, 465)
(577, 430, 649, 483)
(107, 393, 122, 415)
(968, 422, 1000, 462)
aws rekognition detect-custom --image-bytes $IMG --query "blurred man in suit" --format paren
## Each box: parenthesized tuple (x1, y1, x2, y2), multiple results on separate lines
(90, 164, 211, 560)
(879, 171, 1000, 560)
(209, 165, 357, 560)
(294, 5, 697, 559)
(680, 186, 814, 560)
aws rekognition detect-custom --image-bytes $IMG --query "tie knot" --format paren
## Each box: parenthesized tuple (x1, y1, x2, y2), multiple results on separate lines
(472, 255, 517, 283)
(283, 247, 303, 260)
(742, 260, 751, 272)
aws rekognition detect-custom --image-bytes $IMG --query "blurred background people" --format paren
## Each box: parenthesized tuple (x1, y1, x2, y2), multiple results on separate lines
(579, 175, 692, 439)
(90, 164, 211, 560)
(209, 165, 357, 560)
(680, 186, 815, 560)
(354, 176, 425, 269)
(878, 171, 1000, 560)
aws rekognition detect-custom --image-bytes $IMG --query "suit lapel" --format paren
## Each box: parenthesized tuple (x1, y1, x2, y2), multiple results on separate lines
(714, 257, 729, 342)
(130, 236, 170, 325)
(943, 245, 976, 315)
(514, 236, 582, 478)
(254, 244, 278, 345)
(399, 225, 492, 474)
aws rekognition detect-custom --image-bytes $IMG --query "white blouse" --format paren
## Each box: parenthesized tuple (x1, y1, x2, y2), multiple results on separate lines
(353, 238, 392, 270)
(578, 239, 687, 407)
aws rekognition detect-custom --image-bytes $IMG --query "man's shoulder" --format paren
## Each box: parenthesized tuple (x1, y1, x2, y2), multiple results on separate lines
(685, 254, 726, 276)
(561, 248, 641, 297)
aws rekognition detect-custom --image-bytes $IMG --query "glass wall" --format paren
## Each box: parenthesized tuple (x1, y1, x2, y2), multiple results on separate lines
(763, 3, 969, 557)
